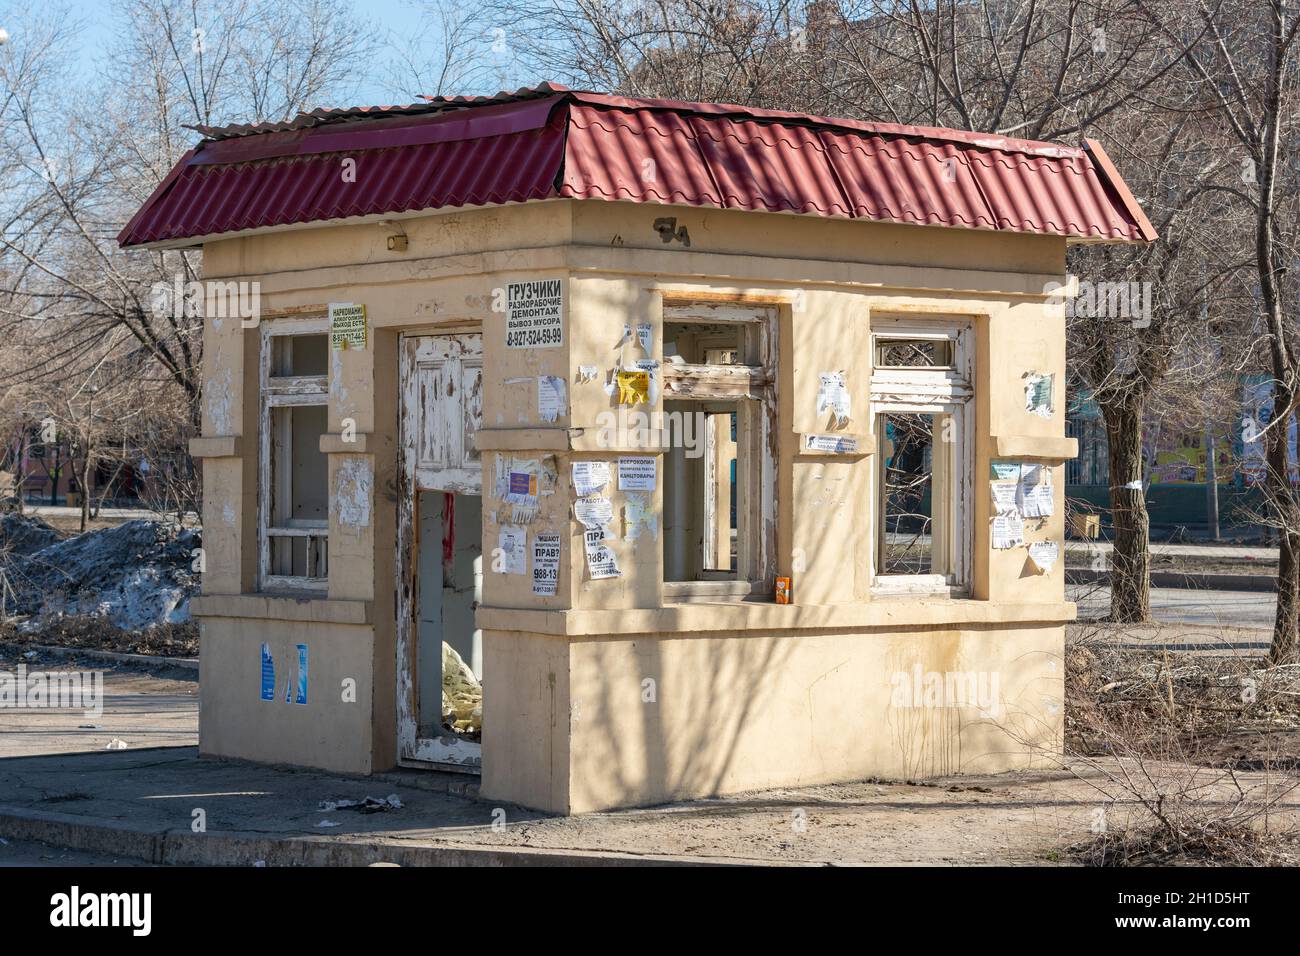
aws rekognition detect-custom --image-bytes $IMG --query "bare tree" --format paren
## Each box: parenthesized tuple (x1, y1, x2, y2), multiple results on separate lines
(1164, 0, 1300, 663)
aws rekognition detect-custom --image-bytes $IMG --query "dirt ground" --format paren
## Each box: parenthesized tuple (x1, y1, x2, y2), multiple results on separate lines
(1, 633, 1296, 865)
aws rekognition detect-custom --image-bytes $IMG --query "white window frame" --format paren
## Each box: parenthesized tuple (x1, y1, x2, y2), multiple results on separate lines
(258, 321, 330, 593)
(869, 318, 973, 596)
(660, 302, 778, 602)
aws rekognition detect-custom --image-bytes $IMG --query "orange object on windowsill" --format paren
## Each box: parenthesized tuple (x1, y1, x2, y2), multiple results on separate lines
(775, 576, 792, 604)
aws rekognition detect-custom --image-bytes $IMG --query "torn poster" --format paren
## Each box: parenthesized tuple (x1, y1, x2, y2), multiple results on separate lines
(992, 512, 1024, 549)
(531, 532, 561, 596)
(578, 365, 599, 383)
(618, 456, 656, 491)
(537, 375, 566, 422)
(1028, 541, 1060, 573)
(636, 358, 660, 404)
(571, 460, 611, 496)
(990, 462, 1022, 482)
(1024, 372, 1055, 418)
(616, 368, 650, 404)
(293, 643, 308, 705)
(637, 323, 652, 353)
(990, 479, 1019, 513)
(624, 492, 658, 541)
(1018, 464, 1054, 518)
(497, 525, 527, 574)
(260, 643, 275, 702)
(573, 495, 615, 538)
(505, 278, 563, 348)
(503, 458, 541, 524)
(583, 528, 621, 579)
(816, 372, 851, 424)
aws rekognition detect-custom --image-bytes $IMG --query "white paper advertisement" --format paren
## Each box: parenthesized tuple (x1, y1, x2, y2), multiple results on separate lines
(618, 456, 657, 491)
(816, 372, 851, 423)
(571, 460, 611, 496)
(992, 512, 1024, 549)
(1028, 541, 1059, 572)
(531, 532, 561, 595)
(505, 279, 563, 349)
(497, 525, 527, 574)
(583, 528, 621, 579)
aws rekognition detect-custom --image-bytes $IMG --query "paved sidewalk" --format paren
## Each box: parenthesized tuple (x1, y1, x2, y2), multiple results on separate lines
(0, 746, 1120, 867)
(1064, 540, 1277, 561)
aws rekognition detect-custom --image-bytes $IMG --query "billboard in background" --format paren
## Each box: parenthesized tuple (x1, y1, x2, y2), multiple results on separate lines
(1239, 374, 1299, 486)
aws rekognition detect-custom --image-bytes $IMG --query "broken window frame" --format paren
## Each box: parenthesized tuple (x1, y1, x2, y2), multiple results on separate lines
(869, 318, 973, 596)
(660, 302, 778, 602)
(258, 322, 330, 593)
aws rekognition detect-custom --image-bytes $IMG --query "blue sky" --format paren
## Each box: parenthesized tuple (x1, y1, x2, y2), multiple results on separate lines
(52, 0, 492, 107)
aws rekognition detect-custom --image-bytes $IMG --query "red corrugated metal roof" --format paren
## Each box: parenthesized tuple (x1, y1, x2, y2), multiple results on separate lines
(119, 85, 1155, 248)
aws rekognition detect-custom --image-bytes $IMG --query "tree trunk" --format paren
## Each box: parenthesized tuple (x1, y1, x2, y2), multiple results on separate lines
(1102, 400, 1151, 622)
(1265, 383, 1300, 664)
(79, 455, 92, 533)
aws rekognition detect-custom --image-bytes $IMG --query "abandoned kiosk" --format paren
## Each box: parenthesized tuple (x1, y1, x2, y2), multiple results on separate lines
(119, 85, 1155, 814)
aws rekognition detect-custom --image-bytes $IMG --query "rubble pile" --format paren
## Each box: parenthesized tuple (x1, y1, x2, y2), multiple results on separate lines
(442, 641, 482, 735)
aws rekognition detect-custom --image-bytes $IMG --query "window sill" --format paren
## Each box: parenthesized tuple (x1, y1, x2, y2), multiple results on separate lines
(192, 592, 372, 625)
(477, 598, 1076, 637)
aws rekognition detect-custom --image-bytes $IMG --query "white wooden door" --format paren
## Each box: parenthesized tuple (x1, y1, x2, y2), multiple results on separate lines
(397, 332, 483, 768)
(404, 333, 483, 494)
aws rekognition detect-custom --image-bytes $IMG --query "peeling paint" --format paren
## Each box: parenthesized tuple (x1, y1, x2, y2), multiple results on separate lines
(206, 368, 233, 434)
(336, 457, 373, 529)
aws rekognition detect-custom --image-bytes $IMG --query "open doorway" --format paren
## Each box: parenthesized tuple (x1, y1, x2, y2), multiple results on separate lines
(398, 332, 484, 770)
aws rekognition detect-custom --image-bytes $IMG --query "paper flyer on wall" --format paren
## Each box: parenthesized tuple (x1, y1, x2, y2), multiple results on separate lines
(502, 457, 541, 524)
(1028, 541, 1059, 572)
(992, 512, 1024, 549)
(537, 375, 566, 422)
(816, 372, 850, 423)
(990, 479, 1019, 512)
(1018, 464, 1054, 518)
(573, 495, 615, 538)
(497, 525, 527, 574)
(618, 456, 656, 490)
(635, 358, 660, 404)
(531, 532, 560, 595)
(1025, 372, 1055, 418)
(571, 460, 610, 496)
(583, 528, 621, 579)
(260, 643, 275, 701)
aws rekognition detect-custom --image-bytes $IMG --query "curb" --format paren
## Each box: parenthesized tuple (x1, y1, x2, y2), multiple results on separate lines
(1065, 568, 1276, 592)
(0, 806, 769, 867)
(0, 641, 198, 671)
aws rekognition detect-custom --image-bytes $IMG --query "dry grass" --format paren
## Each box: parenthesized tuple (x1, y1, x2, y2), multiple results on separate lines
(1063, 637, 1300, 866)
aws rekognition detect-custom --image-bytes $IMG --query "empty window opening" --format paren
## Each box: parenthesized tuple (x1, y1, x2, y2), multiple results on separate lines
(664, 401, 741, 580)
(659, 304, 776, 599)
(870, 321, 972, 593)
(260, 329, 329, 590)
(664, 321, 744, 364)
(878, 412, 950, 576)
(875, 338, 952, 369)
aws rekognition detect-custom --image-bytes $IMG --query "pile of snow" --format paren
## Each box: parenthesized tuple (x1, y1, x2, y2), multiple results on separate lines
(0, 512, 63, 556)
(0, 517, 200, 631)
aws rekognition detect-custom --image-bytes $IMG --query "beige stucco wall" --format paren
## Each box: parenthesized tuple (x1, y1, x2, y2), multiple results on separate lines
(189, 197, 1075, 811)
